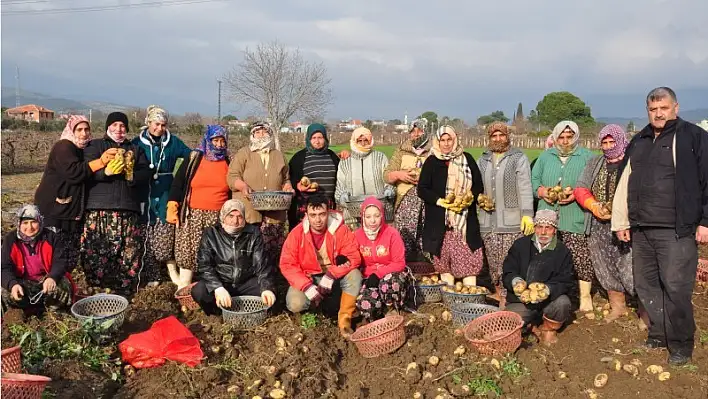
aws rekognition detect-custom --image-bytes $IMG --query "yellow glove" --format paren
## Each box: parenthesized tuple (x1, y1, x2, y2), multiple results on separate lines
(105, 157, 125, 176)
(520, 216, 534, 236)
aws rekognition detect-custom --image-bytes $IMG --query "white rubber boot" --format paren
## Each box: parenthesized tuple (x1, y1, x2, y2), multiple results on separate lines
(177, 268, 193, 290)
(578, 280, 594, 312)
(462, 276, 477, 287)
(440, 273, 455, 286)
(166, 260, 180, 286)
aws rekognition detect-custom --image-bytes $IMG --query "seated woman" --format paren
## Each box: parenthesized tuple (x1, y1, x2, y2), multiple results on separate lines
(190, 200, 276, 315)
(354, 197, 412, 320)
(1, 205, 74, 313)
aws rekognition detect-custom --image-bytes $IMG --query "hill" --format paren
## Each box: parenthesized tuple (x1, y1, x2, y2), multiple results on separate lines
(1, 87, 133, 114)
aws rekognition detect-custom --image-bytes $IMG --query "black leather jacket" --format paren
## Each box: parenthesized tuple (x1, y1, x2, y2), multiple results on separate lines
(196, 223, 273, 293)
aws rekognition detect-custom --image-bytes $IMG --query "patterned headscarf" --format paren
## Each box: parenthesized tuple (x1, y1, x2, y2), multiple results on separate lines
(219, 199, 246, 235)
(197, 125, 228, 161)
(551, 120, 580, 156)
(350, 127, 374, 156)
(59, 115, 91, 149)
(432, 125, 464, 161)
(533, 209, 558, 227)
(598, 124, 629, 161)
(545, 135, 555, 149)
(249, 122, 274, 152)
(486, 122, 510, 153)
(432, 126, 472, 235)
(305, 124, 329, 154)
(16, 204, 44, 244)
(409, 118, 430, 149)
(144, 105, 168, 125)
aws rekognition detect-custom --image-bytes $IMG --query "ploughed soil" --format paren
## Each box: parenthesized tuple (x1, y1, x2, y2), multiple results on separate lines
(2, 280, 707, 399)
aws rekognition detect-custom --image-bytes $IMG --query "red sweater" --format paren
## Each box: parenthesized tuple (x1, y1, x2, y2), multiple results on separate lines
(355, 223, 406, 278)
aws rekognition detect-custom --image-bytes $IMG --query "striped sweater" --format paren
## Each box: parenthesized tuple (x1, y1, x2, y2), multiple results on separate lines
(531, 147, 593, 234)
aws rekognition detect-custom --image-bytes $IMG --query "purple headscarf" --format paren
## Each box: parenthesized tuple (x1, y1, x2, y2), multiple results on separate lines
(598, 124, 629, 160)
(197, 125, 228, 161)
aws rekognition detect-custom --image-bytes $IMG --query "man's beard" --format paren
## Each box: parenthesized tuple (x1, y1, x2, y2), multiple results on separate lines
(489, 139, 510, 153)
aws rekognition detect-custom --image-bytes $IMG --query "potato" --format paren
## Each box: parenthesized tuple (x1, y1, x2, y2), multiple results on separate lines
(310, 182, 319, 190)
(300, 177, 311, 187)
(563, 186, 573, 194)
(463, 192, 474, 203)
(528, 282, 544, 291)
(646, 365, 663, 375)
(519, 290, 531, 303)
(593, 373, 608, 388)
(537, 290, 548, 300)
(657, 372, 670, 381)
(430, 275, 440, 283)
(529, 291, 539, 302)
(455, 281, 463, 290)
(547, 192, 559, 202)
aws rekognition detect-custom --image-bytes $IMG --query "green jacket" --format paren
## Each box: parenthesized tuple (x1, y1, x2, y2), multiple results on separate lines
(531, 147, 593, 234)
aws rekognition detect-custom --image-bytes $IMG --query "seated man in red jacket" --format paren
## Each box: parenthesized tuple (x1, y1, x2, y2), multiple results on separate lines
(280, 195, 362, 338)
(1, 205, 74, 314)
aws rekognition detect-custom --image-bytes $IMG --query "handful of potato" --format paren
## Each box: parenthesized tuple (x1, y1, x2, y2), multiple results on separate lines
(442, 190, 475, 210)
(477, 194, 495, 212)
(546, 185, 573, 203)
(442, 283, 489, 295)
(417, 274, 441, 286)
(123, 150, 135, 180)
(299, 176, 319, 191)
(517, 282, 549, 304)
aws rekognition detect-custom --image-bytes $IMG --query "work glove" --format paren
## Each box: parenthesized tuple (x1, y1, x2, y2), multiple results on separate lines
(436, 198, 456, 211)
(166, 201, 180, 226)
(318, 272, 336, 295)
(339, 192, 351, 204)
(520, 216, 535, 236)
(215, 287, 232, 308)
(586, 199, 611, 221)
(303, 284, 324, 307)
(512, 278, 527, 295)
(105, 157, 125, 176)
(383, 187, 396, 199)
(365, 273, 381, 288)
(100, 148, 118, 165)
(261, 290, 276, 307)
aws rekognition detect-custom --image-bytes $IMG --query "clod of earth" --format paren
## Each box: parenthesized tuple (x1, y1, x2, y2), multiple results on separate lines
(585, 313, 595, 320)
(600, 356, 614, 363)
(629, 359, 642, 367)
(622, 364, 639, 377)
(594, 373, 608, 388)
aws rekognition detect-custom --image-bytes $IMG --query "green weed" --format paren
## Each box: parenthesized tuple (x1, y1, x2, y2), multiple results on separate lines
(699, 330, 708, 344)
(300, 313, 318, 329)
(499, 355, 530, 380)
(467, 377, 502, 396)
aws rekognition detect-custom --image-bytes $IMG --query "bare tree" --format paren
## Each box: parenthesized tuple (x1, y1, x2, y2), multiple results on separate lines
(223, 41, 333, 150)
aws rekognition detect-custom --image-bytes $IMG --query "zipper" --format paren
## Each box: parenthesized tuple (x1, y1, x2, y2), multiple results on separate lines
(361, 159, 366, 193)
(232, 239, 238, 281)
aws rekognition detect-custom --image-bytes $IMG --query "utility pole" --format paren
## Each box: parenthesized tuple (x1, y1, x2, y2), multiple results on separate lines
(15, 65, 20, 107)
(217, 79, 222, 121)
(89, 109, 92, 123)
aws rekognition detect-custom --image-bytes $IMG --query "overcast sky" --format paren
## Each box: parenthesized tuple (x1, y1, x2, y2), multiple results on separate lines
(2, 0, 708, 121)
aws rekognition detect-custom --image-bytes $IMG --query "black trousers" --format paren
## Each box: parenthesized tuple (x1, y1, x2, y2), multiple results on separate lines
(191, 276, 261, 315)
(505, 295, 571, 326)
(633, 227, 697, 356)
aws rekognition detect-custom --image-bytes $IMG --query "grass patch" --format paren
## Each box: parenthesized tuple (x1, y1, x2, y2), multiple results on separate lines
(699, 330, 708, 344)
(467, 376, 503, 396)
(499, 355, 530, 380)
(300, 313, 319, 329)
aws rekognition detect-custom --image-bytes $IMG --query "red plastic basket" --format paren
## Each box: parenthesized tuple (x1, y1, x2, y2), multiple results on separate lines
(1, 346, 22, 373)
(174, 283, 200, 310)
(463, 311, 523, 356)
(697, 259, 708, 283)
(1, 373, 52, 399)
(350, 315, 406, 358)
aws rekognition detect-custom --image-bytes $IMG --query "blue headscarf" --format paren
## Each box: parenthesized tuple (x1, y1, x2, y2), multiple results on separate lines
(305, 123, 329, 154)
(197, 125, 228, 161)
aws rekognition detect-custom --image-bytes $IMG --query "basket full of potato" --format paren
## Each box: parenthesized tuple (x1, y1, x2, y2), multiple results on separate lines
(414, 274, 444, 303)
(545, 185, 574, 204)
(250, 191, 294, 211)
(442, 282, 489, 308)
(513, 281, 549, 304)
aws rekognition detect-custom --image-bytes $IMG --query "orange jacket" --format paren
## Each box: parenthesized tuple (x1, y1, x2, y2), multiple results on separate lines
(279, 210, 361, 291)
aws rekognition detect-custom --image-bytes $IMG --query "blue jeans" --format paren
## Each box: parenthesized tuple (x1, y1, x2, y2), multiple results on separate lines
(286, 269, 363, 313)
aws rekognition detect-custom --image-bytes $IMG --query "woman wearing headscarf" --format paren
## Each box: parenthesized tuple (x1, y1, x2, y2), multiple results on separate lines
(132, 105, 192, 286)
(354, 197, 411, 320)
(287, 123, 340, 229)
(383, 118, 432, 262)
(1, 205, 75, 313)
(477, 122, 534, 301)
(418, 126, 488, 288)
(167, 125, 230, 288)
(190, 199, 275, 315)
(228, 122, 293, 272)
(34, 115, 118, 273)
(81, 112, 152, 294)
(532, 120, 594, 311)
(335, 127, 395, 229)
(574, 124, 633, 321)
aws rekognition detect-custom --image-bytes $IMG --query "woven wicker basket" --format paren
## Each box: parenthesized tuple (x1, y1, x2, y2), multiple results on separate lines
(250, 191, 294, 211)
(220, 296, 270, 329)
(1, 346, 21, 374)
(698, 259, 708, 283)
(342, 195, 395, 222)
(451, 304, 499, 327)
(1, 373, 52, 399)
(442, 290, 487, 310)
(463, 311, 523, 356)
(350, 315, 406, 358)
(414, 283, 444, 304)
(174, 283, 200, 310)
(70, 294, 129, 331)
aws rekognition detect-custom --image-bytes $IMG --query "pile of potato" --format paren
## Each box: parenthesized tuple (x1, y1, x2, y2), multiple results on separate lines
(416, 274, 441, 286)
(546, 185, 574, 203)
(79, 287, 113, 296)
(299, 177, 319, 191)
(440, 190, 475, 209)
(442, 284, 489, 295)
(514, 281, 549, 304)
(477, 194, 495, 212)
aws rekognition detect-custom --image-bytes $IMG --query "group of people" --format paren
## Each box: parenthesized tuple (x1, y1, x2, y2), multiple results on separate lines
(2, 87, 706, 366)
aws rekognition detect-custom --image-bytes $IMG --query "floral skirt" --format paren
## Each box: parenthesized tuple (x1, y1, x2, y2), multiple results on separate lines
(141, 220, 176, 282)
(558, 231, 594, 282)
(588, 219, 634, 294)
(174, 208, 219, 271)
(260, 222, 286, 269)
(57, 230, 82, 274)
(79, 210, 144, 293)
(433, 230, 484, 278)
(394, 189, 426, 262)
(356, 271, 414, 320)
(483, 232, 521, 286)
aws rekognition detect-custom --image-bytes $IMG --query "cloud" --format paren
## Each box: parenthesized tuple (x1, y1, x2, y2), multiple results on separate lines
(2, 0, 707, 119)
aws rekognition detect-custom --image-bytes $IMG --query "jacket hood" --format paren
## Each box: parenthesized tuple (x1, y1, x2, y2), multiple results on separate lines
(302, 209, 344, 235)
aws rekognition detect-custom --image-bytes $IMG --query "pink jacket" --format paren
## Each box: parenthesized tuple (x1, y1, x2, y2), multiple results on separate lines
(354, 197, 406, 278)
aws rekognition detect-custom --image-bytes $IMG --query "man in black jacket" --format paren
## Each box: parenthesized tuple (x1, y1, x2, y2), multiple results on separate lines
(190, 200, 276, 315)
(503, 210, 574, 346)
(612, 87, 708, 365)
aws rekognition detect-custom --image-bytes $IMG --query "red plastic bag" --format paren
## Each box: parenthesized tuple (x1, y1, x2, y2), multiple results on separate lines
(119, 316, 203, 368)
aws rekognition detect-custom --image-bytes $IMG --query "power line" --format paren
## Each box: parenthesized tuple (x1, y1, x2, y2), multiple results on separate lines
(1, 0, 233, 16)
